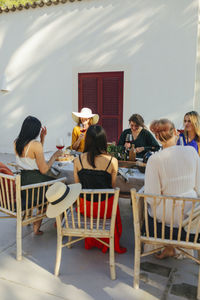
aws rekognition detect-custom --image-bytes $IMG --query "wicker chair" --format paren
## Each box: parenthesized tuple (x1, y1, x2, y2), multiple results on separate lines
(54, 188, 120, 279)
(0, 172, 66, 260)
(131, 188, 200, 299)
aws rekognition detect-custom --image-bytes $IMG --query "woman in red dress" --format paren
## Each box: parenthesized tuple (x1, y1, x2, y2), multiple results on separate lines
(73, 125, 126, 254)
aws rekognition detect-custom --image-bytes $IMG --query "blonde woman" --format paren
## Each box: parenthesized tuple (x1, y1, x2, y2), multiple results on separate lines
(144, 119, 200, 258)
(177, 111, 200, 154)
(71, 107, 99, 152)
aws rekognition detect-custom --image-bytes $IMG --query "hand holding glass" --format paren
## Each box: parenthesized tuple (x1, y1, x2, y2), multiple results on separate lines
(80, 124, 87, 133)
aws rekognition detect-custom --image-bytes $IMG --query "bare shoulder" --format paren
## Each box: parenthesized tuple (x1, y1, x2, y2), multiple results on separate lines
(74, 154, 83, 168)
(31, 140, 42, 149)
(28, 141, 43, 156)
(111, 156, 118, 165)
(109, 156, 118, 171)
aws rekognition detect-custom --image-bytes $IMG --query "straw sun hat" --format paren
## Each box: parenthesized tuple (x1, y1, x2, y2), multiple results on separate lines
(46, 182, 82, 218)
(72, 107, 99, 125)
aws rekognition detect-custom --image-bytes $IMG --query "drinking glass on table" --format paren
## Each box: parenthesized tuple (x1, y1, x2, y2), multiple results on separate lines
(177, 125, 184, 145)
(56, 138, 65, 150)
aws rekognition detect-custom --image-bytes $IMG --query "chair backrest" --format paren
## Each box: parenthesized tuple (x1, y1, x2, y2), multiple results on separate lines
(61, 188, 120, 235)
(131, 189, 200, 251)
(0, 171, 66, 217)
(0, 172, 16, 213)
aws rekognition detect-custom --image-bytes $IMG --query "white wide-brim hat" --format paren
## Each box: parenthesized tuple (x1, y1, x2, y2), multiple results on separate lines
(72, 107, 99, 125)
(46, 182, 82, 218)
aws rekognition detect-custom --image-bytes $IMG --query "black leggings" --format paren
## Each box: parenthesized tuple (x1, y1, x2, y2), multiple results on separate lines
(20, 170, 54, 211)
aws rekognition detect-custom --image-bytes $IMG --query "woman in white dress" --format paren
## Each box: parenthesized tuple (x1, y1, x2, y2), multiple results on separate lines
(144, 118, 200, 258)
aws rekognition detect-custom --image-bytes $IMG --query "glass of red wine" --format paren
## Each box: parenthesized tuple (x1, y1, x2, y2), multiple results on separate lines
(177, 124, 184, 135)
(56, 138, 65, 150)
(80, 124, 86, 133)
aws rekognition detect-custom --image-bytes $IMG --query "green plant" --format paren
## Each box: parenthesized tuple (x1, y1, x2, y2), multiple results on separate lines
(107, 144, 126, 160)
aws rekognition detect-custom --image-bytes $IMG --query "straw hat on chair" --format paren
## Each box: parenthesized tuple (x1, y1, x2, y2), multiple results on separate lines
(46, 182, 81, 218)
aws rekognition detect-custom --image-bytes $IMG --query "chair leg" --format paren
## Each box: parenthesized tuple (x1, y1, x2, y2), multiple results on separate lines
(109, 236, 116, 280)
(133, 242, 141, 289)
(54, 233, 62, 276)
(16, 218, 22, 261)
(197, 251, 200, 299)
(67, 236, 72, 248)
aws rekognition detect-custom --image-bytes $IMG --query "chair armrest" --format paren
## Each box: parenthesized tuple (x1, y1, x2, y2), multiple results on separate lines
(21, 177, 67, 191)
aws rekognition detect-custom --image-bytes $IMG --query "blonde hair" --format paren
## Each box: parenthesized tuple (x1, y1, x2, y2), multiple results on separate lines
(150, 119, 175, 143)
(184, 111, 200, 142)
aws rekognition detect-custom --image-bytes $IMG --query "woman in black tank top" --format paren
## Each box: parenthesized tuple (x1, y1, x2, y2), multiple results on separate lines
(73, 125, 126, 254)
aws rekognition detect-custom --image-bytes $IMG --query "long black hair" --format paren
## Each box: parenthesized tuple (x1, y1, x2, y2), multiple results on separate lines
(15, 116, 41, 156)
(84, 125, 107, 168)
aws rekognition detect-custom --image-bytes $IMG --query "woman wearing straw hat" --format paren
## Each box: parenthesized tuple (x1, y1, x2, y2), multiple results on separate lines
(71, 107, 99, 152)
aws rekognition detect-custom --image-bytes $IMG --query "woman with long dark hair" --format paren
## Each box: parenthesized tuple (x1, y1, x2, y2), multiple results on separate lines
(14, 116, 62, 234)
(73, 125, 126, 253)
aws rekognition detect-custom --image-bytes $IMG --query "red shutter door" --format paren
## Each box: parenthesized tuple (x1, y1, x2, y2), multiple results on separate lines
(78, 72, 123, 143)
(79, 77, 98, 113)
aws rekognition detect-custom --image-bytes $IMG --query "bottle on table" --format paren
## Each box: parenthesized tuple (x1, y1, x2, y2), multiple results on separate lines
(129, 144, 136, 161)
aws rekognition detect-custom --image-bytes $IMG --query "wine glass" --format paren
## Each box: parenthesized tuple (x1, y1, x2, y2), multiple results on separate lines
(177, 123, 184, 135)
(56, 138, 65, 150)
(125, 134, 133, 143)
(80, 123, 87, 133)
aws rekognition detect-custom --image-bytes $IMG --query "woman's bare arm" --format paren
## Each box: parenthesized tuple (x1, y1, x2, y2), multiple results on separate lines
(73, 157, 80, 183)
(33, 142, 61, 174)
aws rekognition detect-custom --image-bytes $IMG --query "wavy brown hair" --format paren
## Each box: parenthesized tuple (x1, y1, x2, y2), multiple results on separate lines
(150, 119, 175, 143)
(128, 114, 145, 127)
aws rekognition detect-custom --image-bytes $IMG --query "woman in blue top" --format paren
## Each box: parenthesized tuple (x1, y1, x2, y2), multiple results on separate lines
(177, 111, 200, 155)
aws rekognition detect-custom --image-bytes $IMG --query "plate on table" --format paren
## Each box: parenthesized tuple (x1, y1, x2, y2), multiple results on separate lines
(55, 154, 75, 163)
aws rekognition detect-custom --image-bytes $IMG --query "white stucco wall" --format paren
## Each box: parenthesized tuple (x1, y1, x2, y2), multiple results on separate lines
(0, 0, 199, 153)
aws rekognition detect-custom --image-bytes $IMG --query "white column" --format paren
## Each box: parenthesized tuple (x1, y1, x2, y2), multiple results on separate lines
(194, 0, 200, 111)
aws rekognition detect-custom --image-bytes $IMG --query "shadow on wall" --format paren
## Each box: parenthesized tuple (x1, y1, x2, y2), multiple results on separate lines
(0, 0, 198, 150)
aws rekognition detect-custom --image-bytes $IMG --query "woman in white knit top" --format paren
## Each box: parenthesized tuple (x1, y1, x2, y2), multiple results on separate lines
(144, 118, 200, 258)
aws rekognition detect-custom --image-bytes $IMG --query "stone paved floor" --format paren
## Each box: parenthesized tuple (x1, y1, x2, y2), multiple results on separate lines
(0, 152, 199, 300)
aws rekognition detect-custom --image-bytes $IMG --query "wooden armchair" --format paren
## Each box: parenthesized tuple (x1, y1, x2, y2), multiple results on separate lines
(0, 172, 66, 260)
(131, 189, 200, 299)
(54, 188, 120, 279)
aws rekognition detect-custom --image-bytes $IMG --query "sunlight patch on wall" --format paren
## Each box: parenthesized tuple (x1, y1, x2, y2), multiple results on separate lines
(5, 107, 24, 128)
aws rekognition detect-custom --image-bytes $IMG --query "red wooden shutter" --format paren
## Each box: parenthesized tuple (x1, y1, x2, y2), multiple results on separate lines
(78, 72, 123, 143)
(80, 77, 98, 113)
